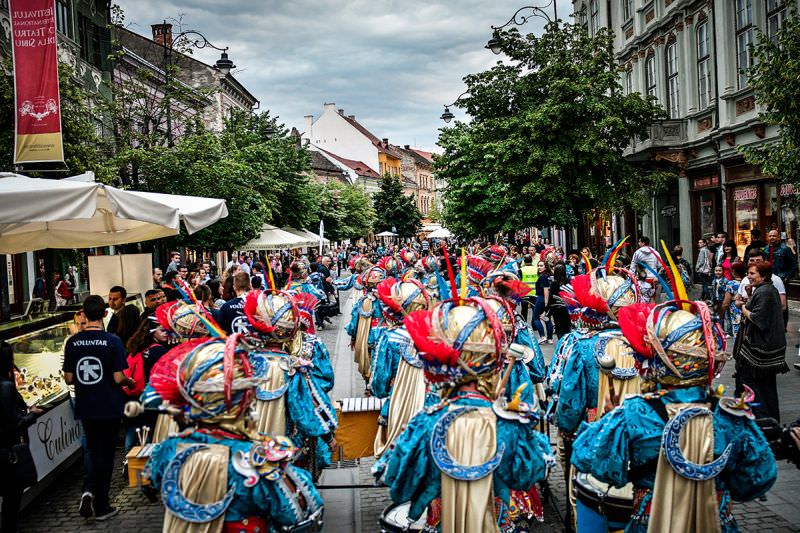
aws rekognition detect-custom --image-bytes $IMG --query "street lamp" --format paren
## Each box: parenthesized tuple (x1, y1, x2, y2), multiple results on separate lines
(159, 21, 235, 146)
(440, 91, 470, 123)
(486, 2, 558, 55)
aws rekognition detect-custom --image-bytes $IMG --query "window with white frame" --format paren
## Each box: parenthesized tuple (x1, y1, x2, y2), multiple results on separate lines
(625, 69, 633, 95)
(735, 0, 754, 89)
(590, 0, 599, 35)
(666, 41, 679, 118)
(623, 0, 634, 22)
(56, 0, 72, 38)
(766, 0, 787, 42)
(645, 54, 657, 98)
(697, 21, 712, 109)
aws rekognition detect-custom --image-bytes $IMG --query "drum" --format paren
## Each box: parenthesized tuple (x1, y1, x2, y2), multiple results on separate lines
(379, 502, 425, 532)
(334, 397, 386, 460)
(574, 473, 633, 532)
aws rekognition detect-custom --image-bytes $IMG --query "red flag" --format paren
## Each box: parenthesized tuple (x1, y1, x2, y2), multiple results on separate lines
(11, 0, 64, 164)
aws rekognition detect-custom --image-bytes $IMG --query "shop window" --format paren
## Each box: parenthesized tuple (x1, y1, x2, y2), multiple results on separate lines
(696, 21, 712, 109)
(665, 41, 679, 118)
(698, 190, 717, 239)
(735, 0, 754, 89)
(733, 185, 758, 257)
(780, 183, 800, 279)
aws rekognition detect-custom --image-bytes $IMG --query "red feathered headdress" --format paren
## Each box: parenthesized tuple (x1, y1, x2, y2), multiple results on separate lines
(147, 338, 211, 405)
(292, 292, 320, 334)
(467, 256, 493, 285)
(405, 309, 460, 369)
(376, 277, 403, 315)
(492, 277, 531, 301)
(617, 303, 656, 358)
(571, 273, 610, 314)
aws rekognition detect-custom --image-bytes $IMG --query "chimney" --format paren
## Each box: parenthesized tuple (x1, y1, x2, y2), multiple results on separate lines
(304, 115, 313, 136)
(151, 23, 173, 47)
(382, 138, 389, 146)
(323, 102, 336, 112)
(404, 144, 410, 149)
(338, 109, 344, 115)
(348, 115, 355, 120)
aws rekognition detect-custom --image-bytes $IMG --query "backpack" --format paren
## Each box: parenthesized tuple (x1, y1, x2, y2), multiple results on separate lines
(122, 343, 158, 398)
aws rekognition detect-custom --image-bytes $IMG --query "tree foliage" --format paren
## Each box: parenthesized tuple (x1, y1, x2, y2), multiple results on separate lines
(436, 21, 672, 237)
(312, 180, 376, 242)
(741, 8, 800, 183)
(372, 174, 422, 238)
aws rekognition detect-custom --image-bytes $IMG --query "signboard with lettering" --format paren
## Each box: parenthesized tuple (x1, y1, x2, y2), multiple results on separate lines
(27, 399, 83, 481)
(691, 175, 719, 190)
(780, 183, 797, 197)
(660, 204, 677, 217)
(733, 186, 758, 202)
(10, 0, 64, 163)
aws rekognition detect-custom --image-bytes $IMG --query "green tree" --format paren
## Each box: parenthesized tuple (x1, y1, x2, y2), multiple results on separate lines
(436, 21, 671, 237)
(312, 181, 376, 242)
(741, 8, 800, 184)
(372, 174, 422, 238)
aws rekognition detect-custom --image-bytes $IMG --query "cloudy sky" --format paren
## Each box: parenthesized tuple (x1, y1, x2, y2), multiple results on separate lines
(117, 0, 574, 152)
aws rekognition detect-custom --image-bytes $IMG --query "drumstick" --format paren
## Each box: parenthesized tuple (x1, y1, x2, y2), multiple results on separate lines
(495, 343, 525, 399)
(598, 354, 618, 409)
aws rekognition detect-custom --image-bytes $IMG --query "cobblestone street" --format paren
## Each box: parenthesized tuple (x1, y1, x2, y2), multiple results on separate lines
(12, 289, 800, 532)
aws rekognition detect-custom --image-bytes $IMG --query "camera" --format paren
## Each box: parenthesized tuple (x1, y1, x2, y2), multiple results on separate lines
(756, 417, 800, 468)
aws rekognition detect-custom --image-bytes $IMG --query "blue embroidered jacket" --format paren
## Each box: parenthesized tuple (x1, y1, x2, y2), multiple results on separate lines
(299, 332, 334, 393)
(146, 430, 323, 527)
(571, 387, 777, 533)
(344, 294, 386, 346)
(373, 393, 553, 523)
(513, 314, 546, 383)
(553, 331, 603, 433)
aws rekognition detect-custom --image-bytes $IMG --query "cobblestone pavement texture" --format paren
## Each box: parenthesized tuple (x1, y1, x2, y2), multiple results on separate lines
(12, 282, 800, 532)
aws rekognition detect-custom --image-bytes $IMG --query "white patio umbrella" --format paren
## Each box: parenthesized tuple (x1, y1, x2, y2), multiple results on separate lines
(0, 172, 228, 254)
(375, 230, 397, 237)
(281, 227, 330, 246)
(427, 227, 453, 239)
(241, 224, 307, 250)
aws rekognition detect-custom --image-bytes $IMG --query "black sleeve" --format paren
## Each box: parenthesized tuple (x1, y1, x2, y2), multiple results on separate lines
(63, 338, 76, 373)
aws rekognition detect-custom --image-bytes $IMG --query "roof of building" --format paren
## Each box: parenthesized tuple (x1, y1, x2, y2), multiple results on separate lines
(396, 145, 435, 168)
(340, 114, 403, 159)
(316, 147, 381, 179)
(310, 149, 346, 174)
(411, 148, 435, 163)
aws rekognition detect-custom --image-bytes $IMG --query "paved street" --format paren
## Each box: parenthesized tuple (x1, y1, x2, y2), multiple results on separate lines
(12, 288, 800, 532)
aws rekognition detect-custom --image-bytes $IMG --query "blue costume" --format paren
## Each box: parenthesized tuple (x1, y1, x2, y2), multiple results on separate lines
(571, 387, 777, 532)
(514, 313, 546, 383)
(288, 279, 324, 300)
(298, 332, 334, 393)
(147, 429, 323, 529)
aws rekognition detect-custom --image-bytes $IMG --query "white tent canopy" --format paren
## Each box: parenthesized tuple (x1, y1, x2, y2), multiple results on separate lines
(375, 230, 397, 237)
(282, 227, 330, 246)
(241, 224, 307, 250)
(426, 227, 453, 239)
(0, 172, 228, 254)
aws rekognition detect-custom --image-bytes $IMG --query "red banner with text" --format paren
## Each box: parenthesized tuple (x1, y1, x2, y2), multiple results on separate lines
(11, 0, 63, 164)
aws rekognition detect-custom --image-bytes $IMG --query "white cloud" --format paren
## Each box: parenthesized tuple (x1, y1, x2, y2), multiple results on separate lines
(116, 0, 575, 151)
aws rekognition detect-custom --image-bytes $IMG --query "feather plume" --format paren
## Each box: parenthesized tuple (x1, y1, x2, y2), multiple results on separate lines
(441, 244, 458, 301)
(661, 240, 689, 306)
(494, 278, 531, 301)
(243, 290, 275, 334)
(467, 255, 493, 282)
(604, 236, 630, 274)
(173, 278, 197, 304)
(405, 309, 460, 367)
(581, 252, 593, 274)
(636, 261, 675, 300)
(376, 277, 403, 314)
(154, 301, 176, 331)
(572, 273, 609, 314)
(617, 303, 657, 358)
(148, 338, 211, 404)
(292, 292, 320, 314)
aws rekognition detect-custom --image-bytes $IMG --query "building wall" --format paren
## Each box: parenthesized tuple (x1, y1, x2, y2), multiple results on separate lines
(302, 104, 380, 174)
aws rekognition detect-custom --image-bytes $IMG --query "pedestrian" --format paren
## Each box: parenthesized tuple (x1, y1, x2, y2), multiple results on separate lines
(161, 271, 181, 302)
(63, 295, 134, 521)
(193, 284, 216, 310)
(166, 251, 180, 274)
(735, 249, 788, 328)
(32, 265, 46, 300)
(629, 236, 660, 276)
(547, 262, 572, 338)
(207, 279, 225, 309)
(178, 264, 189, 280)
(104, 286, 126, 335)
(55, 271, 73, 307)
(744, 228, 766, 260)
(710, 231, 728, 270)
(519, 254, 538, 322)
(217, 272, 251, 334)
(1, 340, 42, 533)
(764, 229, 797, 283)
(114, 304, 141, 347)
(722, 261, 746, 338)
(695, 237, 712, 300)
(141, 289, 166, 321)
(152, 267, 163, 290)
(712, 265, 726, 328)
(719, 239, 738, 280)
(532, 261, 554, 344)
(737, 261, 788, 421)
(65, 266, 78, 302)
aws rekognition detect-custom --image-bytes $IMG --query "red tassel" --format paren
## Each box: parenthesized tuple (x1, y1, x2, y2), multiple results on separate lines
(572, 273, 609, 314)
(617, 303, 657, 358)
(243, 291, 276, 334)
(405, 310, 460, 366)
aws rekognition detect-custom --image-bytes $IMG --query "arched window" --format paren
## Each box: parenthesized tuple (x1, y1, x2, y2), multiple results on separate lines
(665, 41, 679, 118)
(645, 53, 657, 98)
(735, 0, 754, 89)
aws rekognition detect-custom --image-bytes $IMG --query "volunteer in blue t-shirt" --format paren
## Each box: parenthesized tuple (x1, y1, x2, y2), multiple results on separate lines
(63, 295, 133, 522)
(217, 271, 251, 334)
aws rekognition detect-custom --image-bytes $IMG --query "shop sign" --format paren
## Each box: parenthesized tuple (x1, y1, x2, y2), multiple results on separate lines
(692, 175, 719, 190)
(734, 186, 758, 202)
(660, 204, 677, 217)
(780, 183, 798, 197)
(5, 255, 14, 305)
(27, 400, 83, 481)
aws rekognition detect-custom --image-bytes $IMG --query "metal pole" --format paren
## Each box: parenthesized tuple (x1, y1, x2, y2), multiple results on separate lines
(162, 20, 173, 147)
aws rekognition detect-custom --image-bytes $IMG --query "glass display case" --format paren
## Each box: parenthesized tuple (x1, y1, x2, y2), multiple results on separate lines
(7, 319, 75, 407)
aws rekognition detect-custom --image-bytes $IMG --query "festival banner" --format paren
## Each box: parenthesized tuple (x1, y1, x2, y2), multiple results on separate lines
(11, 0, 64, 164)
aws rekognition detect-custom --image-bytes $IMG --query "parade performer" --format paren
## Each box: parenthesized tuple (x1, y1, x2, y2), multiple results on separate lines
(333, 255, 372, 292)
(144, 335, 324, 533)
(454, 254, 493, 298)
(572, 293, 776, 532)
(292, 292, 334, 392)
(370, 277, 432, 457)
(345, 265, 388, 383)
(242, 290, 338, 470)
(286, 259, 324, 300)
(373, 295, 554, 533)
